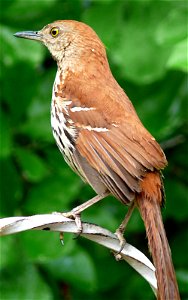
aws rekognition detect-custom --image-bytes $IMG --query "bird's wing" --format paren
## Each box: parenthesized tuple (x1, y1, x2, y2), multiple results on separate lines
(57, 94, 167, 204)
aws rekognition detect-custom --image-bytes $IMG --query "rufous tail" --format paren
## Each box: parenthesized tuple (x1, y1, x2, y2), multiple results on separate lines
(136, 172, 180, 300)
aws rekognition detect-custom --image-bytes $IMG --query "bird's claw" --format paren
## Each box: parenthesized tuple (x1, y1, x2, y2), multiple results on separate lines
(62, 211, 83, 236)
(114, 228, 127, 260)
(59, 232, 64, 246)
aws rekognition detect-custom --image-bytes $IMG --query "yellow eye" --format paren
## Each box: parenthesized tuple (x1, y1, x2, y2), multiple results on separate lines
(50, 27, 59, 37)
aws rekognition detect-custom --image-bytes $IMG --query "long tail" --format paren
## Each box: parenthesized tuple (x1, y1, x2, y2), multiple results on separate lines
(136, 172, 180, 300)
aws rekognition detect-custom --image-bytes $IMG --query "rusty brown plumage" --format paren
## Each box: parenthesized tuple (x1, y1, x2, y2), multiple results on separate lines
(137, 172, 179, 300)
(14, 20, 180, 300)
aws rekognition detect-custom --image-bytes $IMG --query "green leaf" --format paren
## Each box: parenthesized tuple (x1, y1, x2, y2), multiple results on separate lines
(117, 271, 154, 300)
(89, 247, 127, 292)
(15, 148, 48, 182)
(114, 32, 170, 84)
(1, 25, 44, 67)
(82, 1, 123, 47)
(165, 179, 188, 221)
(85, 1, 187, 83)
(155, 7, 187, 45)
(0, 158, 22, 215)
(170, 229, 188, 267)
(20, 116, 53, 143)
(25, 171, 82, 214)
(111, 5, 171, 84)
(0, 109, 12, 158)
(134, 73, 186, 140)
(84, 202, 119, 232)
(1, 0, 58, 28)
(83, 1, 175, 84)
(167, 39, 188, 73)
(20, 70, 55, 143)
(0, 263, 53, 300)
(1, 63, 39, 123)
(44, 248, 97, 292)
(20, 230, 74, 262)
(176, 270, 188, 295)
(0, 236, 18, 268)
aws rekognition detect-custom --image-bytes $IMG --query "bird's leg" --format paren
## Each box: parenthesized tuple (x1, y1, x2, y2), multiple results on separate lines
(63, 191, 109, 234)
(115, 201, 135, 257)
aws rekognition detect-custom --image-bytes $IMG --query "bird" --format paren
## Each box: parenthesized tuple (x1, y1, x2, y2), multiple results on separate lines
(14, 20, 180, 300)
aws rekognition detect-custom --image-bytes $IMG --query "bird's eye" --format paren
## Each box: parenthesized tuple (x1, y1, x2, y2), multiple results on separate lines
(50, 27, 59, 37)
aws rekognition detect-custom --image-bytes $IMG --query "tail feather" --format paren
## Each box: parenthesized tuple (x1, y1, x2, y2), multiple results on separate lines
(136, 172, 180, 300)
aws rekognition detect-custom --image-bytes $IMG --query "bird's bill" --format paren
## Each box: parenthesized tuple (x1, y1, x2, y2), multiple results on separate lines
(14, 31, 42, 41)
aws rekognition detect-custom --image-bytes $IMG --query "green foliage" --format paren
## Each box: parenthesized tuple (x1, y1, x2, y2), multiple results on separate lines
(0, 0, 187, 299)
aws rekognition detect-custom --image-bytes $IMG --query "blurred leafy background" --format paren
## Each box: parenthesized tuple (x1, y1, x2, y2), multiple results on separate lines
(0, 0, 187, 299)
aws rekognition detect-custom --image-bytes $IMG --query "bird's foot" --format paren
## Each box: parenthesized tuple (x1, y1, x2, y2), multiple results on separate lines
(63, 210, 83, 236)
(62, 193, 109, 236)
(114, 227, 126, 260)
(113, 202, 135, 260)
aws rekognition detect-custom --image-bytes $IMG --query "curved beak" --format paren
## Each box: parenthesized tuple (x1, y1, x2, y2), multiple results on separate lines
(14, 31, 42, 41)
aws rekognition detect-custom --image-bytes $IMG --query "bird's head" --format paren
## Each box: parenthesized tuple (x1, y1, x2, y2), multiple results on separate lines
(14, 20, 106, 66)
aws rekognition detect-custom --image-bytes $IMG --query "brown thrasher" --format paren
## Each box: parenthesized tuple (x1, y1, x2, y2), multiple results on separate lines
(15, 20, 180, 300)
